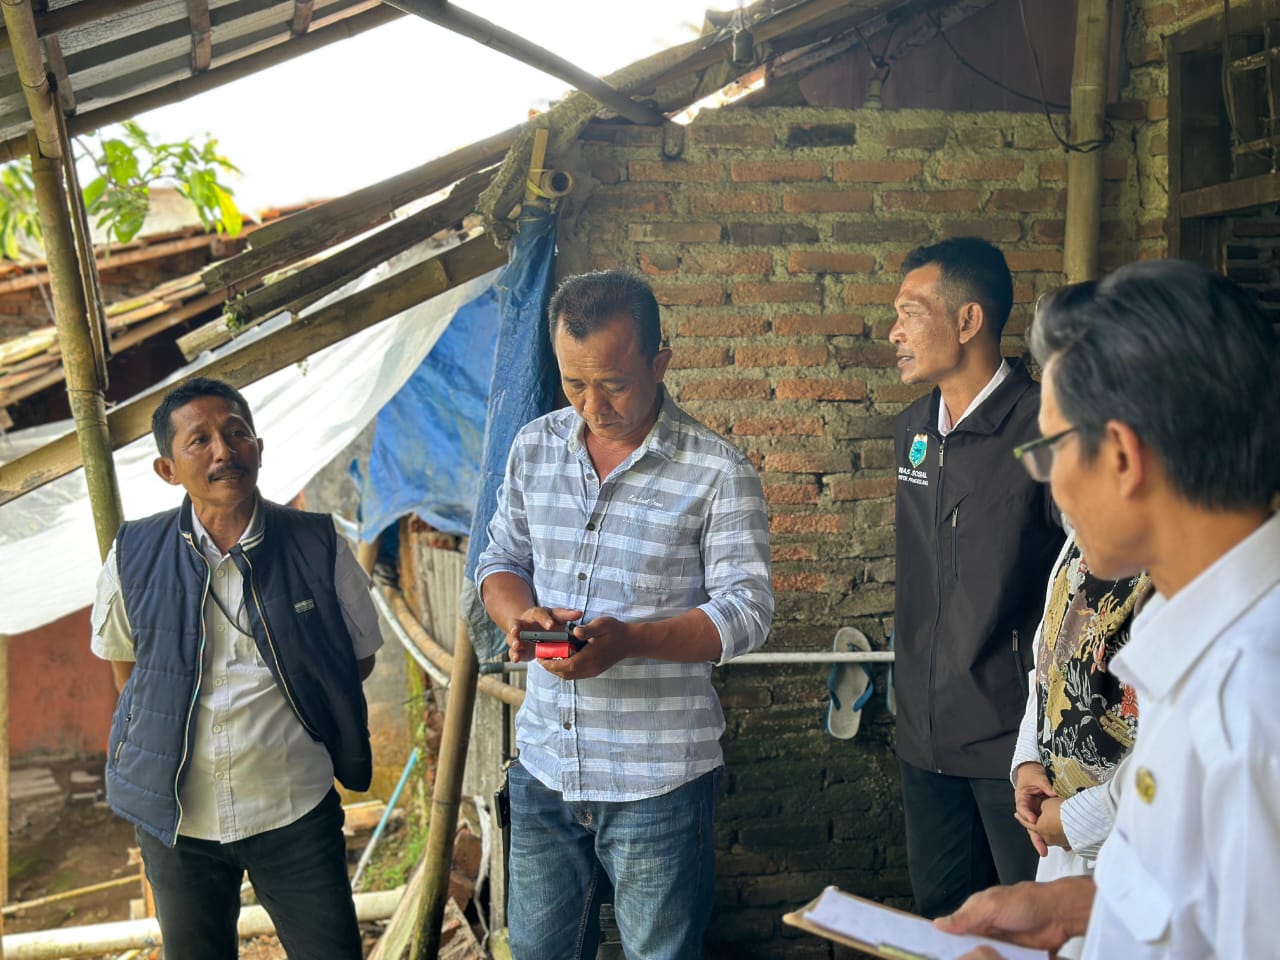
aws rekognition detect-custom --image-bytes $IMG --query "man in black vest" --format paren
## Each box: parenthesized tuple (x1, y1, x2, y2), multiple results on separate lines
(90, 377, 381, 960)
(888, 238, 1063, 918)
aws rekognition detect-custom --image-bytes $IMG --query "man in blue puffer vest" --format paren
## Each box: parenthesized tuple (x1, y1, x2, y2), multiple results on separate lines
(90, 377, 381, 959)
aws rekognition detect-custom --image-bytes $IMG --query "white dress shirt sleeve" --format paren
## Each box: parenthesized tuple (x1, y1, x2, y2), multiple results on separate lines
(1059, 776, 1122, 861)
(334, 536, 383, 661)
(90, 540, 135, 662)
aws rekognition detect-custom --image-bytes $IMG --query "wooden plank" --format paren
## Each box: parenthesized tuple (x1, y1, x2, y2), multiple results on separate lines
(0, 5, 405, 163)
(0, 234, 505, 504)
(202, 129, 514, 292)
(0, 0, 158, 52)
(1179, 172, 1280, 218)
(292, 0, 315, 35)
(187, 0, 212, 72)
(1171, 0, 1280, 55)
(109, 290, 225, 352)
(43, 36, 76, 113)
(0, 235, 220, 294)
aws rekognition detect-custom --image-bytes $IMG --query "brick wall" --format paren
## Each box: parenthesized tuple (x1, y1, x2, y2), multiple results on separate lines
(555, 99, 1153, 956)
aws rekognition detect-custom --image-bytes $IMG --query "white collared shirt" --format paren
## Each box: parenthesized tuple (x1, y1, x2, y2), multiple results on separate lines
(91, 501, 382, 841)
(938, 359, 1010, 437)
(1082, 512, 1280, 958)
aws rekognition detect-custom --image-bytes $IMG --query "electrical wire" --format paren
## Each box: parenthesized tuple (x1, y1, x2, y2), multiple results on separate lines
(1017, 0, 1108, 153)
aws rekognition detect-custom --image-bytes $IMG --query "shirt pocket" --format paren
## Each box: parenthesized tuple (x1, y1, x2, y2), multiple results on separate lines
(608, 499, 692, 599)
(1095, 827, 1174, 945)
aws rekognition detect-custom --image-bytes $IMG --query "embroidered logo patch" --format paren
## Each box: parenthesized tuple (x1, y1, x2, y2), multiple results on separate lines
(294, 598, 316, 614)
(908, 433, 929, 468)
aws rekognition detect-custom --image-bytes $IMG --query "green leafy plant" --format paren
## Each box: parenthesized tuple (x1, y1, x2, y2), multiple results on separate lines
(0, 120, 242, 260)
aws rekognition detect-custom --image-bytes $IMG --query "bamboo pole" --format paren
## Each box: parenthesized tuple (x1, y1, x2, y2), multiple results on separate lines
(410, 619, 479, 960)
(0, 0, 59, 160)
(28, 134, 123, 560)
(386, 0, 665, 126)
(1063, 0, 1113, 284)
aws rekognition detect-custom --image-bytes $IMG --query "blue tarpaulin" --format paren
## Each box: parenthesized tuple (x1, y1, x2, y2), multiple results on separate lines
(358, 286, 501, 539)
(462, 207, 561, 660)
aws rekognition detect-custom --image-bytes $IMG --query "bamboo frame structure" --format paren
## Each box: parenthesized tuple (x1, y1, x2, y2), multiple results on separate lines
(1063, 0, 1113, 283)
(0, 0, 60, 159)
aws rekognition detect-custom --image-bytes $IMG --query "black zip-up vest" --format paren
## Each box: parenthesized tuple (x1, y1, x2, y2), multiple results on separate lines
(892, 360, 1064, 778)
(106, 497, 372, 846)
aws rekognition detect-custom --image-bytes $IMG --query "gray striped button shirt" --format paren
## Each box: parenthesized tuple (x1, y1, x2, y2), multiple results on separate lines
(476, 391, 773, 802)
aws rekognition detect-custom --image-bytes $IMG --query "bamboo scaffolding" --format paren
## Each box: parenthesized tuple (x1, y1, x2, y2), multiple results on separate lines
(0, 234, 506, 506)
(0, 0, 60, 160)
(1063, 0, 1113, 283)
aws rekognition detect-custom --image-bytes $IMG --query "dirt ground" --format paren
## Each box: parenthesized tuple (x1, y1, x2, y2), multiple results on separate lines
(6, 758, 408, 959)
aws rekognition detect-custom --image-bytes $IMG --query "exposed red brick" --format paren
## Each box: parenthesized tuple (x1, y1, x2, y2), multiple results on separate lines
(676, 377, 771, 401)
(668, 345, 731, 369)
(691, 124, 777, 148)
(690, 192, 775, 214)
(764, 452, 851, 473)
(1032, 220, 1066, 244)
(775, 378, 868, 401)
(881, 190, 981, 212)
(587, 191, 672, 214)
(651, 282, 726, 306)
(764, 483, 821, 506)
(957, 128, 1009, 150)
(591, 162, 622, 184)
(835, 342, 899, 368)
(731, 281, 822, 305)
(832, 220, 931, 244)
(858, 441, 896, 468)
(1011, 126, 1057, 150)
(773, 571, 828, 592)
(628, 160, 723, 183)
(733, 415, 824, 436)
(1146, 97, 1168, 121)
(832, 160, 922, 183)
(580, 123, 663, 146)
(936, 220, 1023, 242)
(841, 282, 900, 306)
(1106, 100, 1146, 122)
(771, 544, 819, 562)
(677, 314, 769, 337)
(828, 476, 895, 501)
(1038, 157, 1127, 181)
(627, 222, 722, 243)
(782, 191, 874, 213)
(735, 343, 829, 368)
(988, 188, 1067, 213)
(773, 313, 865, 336)
(936, 158, 1023, 181)
(786, 251, 876, 274)
(592, 255, 621, 271)
(683, 251, 774, 275)
(730, 160, 824, 182)
(770, 513, 841, 534)
(1137, 218, 1167, 240)
(1004, 250, 1064, 273)
(637, 252, 680, 275)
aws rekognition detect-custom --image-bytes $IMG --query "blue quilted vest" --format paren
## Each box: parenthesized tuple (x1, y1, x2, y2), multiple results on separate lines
(106, 497, 372, 845)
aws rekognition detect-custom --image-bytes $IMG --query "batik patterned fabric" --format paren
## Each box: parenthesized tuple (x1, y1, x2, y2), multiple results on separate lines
(1036, 541, 1148, 799)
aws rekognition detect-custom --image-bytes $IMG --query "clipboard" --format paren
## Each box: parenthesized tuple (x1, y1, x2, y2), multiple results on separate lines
(782, 886, 1047, 960)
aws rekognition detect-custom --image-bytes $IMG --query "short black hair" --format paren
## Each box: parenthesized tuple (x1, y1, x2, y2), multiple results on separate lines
(547, 270, 663, 360)
(1031, 259, 1280, 511)
(902, 236, 1014, 340)
(151, 377, 255, 458)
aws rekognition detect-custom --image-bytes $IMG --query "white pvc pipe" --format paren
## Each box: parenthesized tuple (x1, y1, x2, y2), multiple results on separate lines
(1, 887, 405, 960)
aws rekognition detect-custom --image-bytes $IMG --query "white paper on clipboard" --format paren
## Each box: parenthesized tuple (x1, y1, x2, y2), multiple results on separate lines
(803, 886, 1048, 960)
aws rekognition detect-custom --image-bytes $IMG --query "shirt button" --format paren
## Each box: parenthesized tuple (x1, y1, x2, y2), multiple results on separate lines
(577, 572, 586, 581)
(217, 569, 225, 578)
(216, 624, 224, 632)
(585, 521, 595, 531)
(215, 677, 226, 686)
(213, 724, 223, 733)
(215, 771, 225, 780)
(563, 721, 572, 731)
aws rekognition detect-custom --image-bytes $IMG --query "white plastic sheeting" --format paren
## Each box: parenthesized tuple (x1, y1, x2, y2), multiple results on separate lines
(0, 246, 501, 635)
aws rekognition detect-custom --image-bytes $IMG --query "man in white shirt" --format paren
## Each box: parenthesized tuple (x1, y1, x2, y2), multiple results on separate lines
(935, 260, 1280, 958)
(91, 377, 381, 960)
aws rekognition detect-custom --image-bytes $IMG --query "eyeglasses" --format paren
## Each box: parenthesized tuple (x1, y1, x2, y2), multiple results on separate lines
(1013, 427, 1077, 482)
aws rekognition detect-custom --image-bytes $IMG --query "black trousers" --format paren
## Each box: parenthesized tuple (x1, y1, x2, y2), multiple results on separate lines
(898, 758, 1038, 919)
(135, 788, 362, 960)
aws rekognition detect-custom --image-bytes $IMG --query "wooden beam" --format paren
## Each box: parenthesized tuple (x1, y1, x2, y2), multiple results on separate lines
(385, 0, 666, 126)
(1179, 172, 1280, 218)
(0, 5, 405, 164)
(43, 36, 76, 113)
(2, 0, 60, 159)
(0, 0, 157, 52)
(201, 129, 513, 293)
(0, 234, 506, 505)
(186, 0, 212, 73)
(292, 0, 314, 35)
(109, 291, 224, 353)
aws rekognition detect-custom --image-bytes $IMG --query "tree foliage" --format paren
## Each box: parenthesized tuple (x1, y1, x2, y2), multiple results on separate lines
(0, 120, 242, 260)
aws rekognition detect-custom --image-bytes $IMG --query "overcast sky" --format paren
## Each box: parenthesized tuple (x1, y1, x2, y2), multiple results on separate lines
(134, 2, 719, 214)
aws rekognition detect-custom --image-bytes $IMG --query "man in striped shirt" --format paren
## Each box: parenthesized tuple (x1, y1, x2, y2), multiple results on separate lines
(476, 270, 773, 960)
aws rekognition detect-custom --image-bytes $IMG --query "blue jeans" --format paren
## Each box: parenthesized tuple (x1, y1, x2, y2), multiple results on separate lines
(134, 788, 361, 960)
(507, 762, 720, 960)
